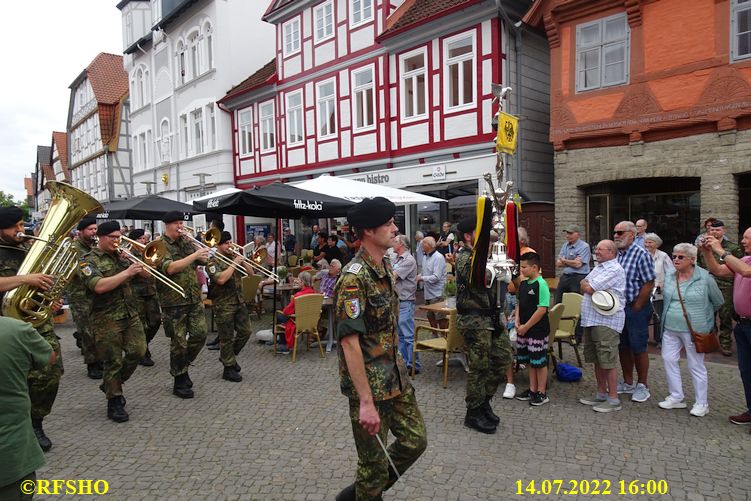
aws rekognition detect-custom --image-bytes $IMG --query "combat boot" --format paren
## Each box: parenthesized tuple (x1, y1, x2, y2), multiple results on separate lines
(335, 484, 356, 501)
(173, 374, 194, 399)
(464, 407, 496, 434)
(482, 398, 501, 426)
(87, 362, 103, 379)
(32, 418, 52, 451)
(107, 396, 129, 423)
(185, 372, 193, 388)
(222, 366, 242, 382)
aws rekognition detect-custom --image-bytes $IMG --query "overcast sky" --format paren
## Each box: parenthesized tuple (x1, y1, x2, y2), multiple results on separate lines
(0, 1, 274, 204)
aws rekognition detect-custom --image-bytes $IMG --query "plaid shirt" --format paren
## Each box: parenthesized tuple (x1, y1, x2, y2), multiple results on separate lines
(617, 243, 656, 303)
(580, 259, 626, 332)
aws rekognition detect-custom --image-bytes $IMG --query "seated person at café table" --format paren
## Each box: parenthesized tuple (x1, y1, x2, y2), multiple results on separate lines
(276, 272, 316, 353)
(316, 259, 341, 298)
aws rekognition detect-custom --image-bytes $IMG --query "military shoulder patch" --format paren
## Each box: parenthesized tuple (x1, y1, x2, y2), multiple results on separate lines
(208, 264, 217, 274)
(79, 262, 93, 277)
(346, 263, 362, 274)
(344, 298, 361, 318)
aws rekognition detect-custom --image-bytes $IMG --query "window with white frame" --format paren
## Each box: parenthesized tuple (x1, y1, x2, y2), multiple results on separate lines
(286, 91, 304, 145)
(203, 22, 214, 70)
(260, 101, 276, 151)
(317, 80, 337, 137)
(283, 18, 300, 56)
(401, 49, 427, 119)
(315, 1, 334, 42)
(125, 12, 133, 47)
(176, 41, 187, 86)
(445, 34, 475, 108)
(180, 114, 189, 157)
(158, 119, 171, 163)
(576, 13, 629, 92)
(138, 131, 148, 171)
(352, 67, 375, 130)
(351, 0, 373, 26)
(207, 103, 216, 151)
(188, 31, 201, 79)
(732, 0, 751, 61)
(151, 0, 161, 24)
(238, 109, 253, 155)
(191, 108, 204, 155)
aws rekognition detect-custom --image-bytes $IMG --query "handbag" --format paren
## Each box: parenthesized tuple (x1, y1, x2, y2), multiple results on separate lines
(675, 279, 720, 354)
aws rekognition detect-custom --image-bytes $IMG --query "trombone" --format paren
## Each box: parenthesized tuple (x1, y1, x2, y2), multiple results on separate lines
(180, 226, 248, 276)
(116, 236, 187, 298)
(228, 244, 281, 282)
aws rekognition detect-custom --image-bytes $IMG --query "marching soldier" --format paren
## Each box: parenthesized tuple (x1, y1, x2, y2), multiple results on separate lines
(68, 216, 103, 379)
(127, 229, 162, 366)
(80, 221, 147, 422)
(334, 197, 427, 501)
(0, 207, 63, 451)
(455, 216, 513, 434)
(157, 211, 209, 399)
(205, 231, 253, 382)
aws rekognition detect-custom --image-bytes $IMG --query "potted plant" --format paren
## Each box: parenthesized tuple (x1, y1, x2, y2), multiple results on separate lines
(276, 266, 289, 282)
(444, 280, 457, 308)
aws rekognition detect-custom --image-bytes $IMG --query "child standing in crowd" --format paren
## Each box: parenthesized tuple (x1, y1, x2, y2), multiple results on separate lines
(514, 252, 552, 406)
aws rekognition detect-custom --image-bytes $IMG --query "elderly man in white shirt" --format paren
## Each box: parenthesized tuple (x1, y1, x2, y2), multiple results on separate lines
(417, 236, 447, 329)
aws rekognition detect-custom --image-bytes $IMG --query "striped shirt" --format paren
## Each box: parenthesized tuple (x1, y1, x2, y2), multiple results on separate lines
(617, 243, 656, 304)
(580, 258, 626, 332)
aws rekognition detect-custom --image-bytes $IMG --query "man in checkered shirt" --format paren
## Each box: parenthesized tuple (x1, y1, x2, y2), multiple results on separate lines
(613, 221, 656, 403)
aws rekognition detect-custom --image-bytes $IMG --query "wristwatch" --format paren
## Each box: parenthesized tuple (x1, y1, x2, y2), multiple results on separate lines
(719, 250, 731, 263)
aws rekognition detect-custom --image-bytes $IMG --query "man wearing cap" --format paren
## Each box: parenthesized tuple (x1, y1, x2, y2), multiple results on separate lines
(555, 225, 591, 304)
(334, 197, 427, 501)
(579, 240, 626, 413)
(698, 220, 743, 356)
(0, 206, 63, 451)
(81, 221, 147, 422)
(158, 211, 210, 398)
(128, 229, 162, 366)
(205, 231, 254, 383)
(455, 215, 513, 434)
(68, 217, 102, 379)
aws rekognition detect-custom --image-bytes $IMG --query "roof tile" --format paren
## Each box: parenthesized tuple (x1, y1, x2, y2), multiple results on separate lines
(381, 0, 477, 38)
(224, 58, 277, 101)
(87, 53, 129, 105)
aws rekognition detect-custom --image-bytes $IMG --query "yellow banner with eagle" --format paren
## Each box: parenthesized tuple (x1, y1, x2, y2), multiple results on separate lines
(496, 112, 518, 154)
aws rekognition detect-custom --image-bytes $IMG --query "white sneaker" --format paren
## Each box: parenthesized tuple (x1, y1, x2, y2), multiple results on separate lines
(502, 383, 516, 399)
(690, 403, 709, 417)
(658, 395, 687, 409)
(616, 381, 636, 394)
(631, 383, 651, 402)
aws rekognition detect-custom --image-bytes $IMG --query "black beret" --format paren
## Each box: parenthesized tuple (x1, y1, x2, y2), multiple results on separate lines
(162, 211, 186, 223)
(77, 217, 97, 231)
(457, 217, 475, 235)
(0, 206, 24, 229)
(128, 229, 145, 240)
(709, 219, 725, 228)
(347, 197, 395, 230)
(96, 221, 120, 236)
(219, 231, 232, 244)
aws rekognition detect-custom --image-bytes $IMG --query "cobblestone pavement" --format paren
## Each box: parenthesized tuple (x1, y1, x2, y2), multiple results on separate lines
(34, 312, 750, 501)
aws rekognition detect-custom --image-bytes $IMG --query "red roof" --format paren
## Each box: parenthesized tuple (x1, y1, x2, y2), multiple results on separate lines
(222, 58, 277, 103)
(262, 0, 296, 20)
(87, 53, 129, 105)
(380, 0, 480, 39)
(51, 131, 71, 181)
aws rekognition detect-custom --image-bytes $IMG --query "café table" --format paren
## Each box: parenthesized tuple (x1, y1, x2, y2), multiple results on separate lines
(416, 301, 467, 372)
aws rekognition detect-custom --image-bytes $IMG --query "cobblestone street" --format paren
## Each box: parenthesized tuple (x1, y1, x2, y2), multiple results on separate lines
(34, 314, 750, 501)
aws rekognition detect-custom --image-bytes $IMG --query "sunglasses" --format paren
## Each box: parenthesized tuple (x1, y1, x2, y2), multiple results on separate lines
(671, 255, 688, 260)
(613, 230, 631, 235)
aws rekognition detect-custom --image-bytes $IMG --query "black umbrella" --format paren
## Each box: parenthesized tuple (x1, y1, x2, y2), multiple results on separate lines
(98, 195, 198, 220)
(191, 181, 354, 218)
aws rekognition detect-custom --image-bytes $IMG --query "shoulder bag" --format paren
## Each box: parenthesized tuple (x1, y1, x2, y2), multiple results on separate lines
(675, 278, 720, 354)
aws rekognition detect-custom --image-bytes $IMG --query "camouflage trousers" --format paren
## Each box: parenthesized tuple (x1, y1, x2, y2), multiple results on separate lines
(348, 387, 428, 500)
(28, 329, 63, 420)
(717, 287, 736, 351)
(162, 302, 207, 377)
(134, 294, 162, 345)
(215, 302, 252, 367)
(462, 327, 513, 409)
(92, 313, 146, 399)
(70, 301, 97, 364)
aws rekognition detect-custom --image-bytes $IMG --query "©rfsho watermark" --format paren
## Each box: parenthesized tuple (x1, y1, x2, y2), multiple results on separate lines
(20, 479, 109, 496)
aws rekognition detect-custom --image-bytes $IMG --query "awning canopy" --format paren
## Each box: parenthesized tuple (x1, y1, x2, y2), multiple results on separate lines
(98, 195, 197, 220)
(294, 174, 446, 204)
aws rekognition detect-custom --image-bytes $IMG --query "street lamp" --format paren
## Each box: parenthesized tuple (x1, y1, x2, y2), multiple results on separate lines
(193, 173, 212, 197)
(141, 181, 156, 195)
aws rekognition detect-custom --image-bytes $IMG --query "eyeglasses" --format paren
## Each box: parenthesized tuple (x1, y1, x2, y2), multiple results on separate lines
(613, 230, 631, 235)
(671, 255, 687, 260)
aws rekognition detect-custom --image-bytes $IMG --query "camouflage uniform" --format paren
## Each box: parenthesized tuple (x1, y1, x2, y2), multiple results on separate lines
(0, 244, 63, 419)
(455, 247, 513, 410)
(157, 234, 207, 377)
(67, 238, 97, 364)
(335, 248, 427, 500)
(206, 255, 251, 367)
(81, 248, 146, 399)
(699, 240, 743, 351)
(129, 257, 162, 348)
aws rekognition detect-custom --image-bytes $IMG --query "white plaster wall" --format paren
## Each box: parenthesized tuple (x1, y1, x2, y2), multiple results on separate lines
(288, 148, 306, 167)
(350, 25, 373, 53)
(318, 141, 338, 161)
(314, 40, 336, 66)
(354, 132, 377, 155)
(444, 113, 477, 140)
(401, 122, 429, 148)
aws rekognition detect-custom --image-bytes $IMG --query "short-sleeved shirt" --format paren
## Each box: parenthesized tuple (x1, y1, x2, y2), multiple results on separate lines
(316, 269, 339, 298)
(81, 248, 139, 320)
(206, 255, 243, 305)
(558, 239, 591, 275)
(393, 251, 417, 301)
(580, 258, 626, 332)
(0, 244, 54, 336)
(698, 239, 743, 287)
(0, 316, 53, 487)
(518, 276, 550, 338)
(734, 256, 751, 317)
(617, 243, 656, 304)
(157, 234, 204, 307)
(67, 238, 96, 304)
(334, 248, 410, 401)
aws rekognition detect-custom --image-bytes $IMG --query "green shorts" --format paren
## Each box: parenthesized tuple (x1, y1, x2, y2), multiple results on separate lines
(583, 325, 620, 369)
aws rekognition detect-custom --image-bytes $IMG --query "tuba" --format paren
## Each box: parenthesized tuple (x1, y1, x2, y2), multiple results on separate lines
(3, 181, 102, 327)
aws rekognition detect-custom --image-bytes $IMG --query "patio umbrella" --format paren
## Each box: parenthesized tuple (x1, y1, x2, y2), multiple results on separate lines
(294, 174, 446, 204)
(98, 195, 197, 220)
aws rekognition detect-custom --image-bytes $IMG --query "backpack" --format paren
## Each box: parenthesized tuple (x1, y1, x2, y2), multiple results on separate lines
(555, 362, 582, 382)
